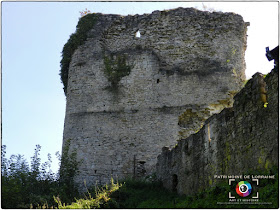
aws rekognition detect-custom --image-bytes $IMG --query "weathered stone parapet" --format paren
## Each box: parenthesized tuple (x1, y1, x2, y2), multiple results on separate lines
(62, 7, 248, 191)
(156, 68, 279, 195)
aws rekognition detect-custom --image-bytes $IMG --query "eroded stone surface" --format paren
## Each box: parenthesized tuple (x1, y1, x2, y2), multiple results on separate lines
(62, 7, 248, 190)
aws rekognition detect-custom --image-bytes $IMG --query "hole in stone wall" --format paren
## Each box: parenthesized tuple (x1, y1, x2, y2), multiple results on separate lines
(135, 30, 141, 38)
(94, 170, 97, 174)
(157, 79, 160, 83)
(172, 174, 178, 192)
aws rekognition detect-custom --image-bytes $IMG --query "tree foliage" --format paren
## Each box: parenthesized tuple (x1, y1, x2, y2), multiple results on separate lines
(1, 143, 80, 208)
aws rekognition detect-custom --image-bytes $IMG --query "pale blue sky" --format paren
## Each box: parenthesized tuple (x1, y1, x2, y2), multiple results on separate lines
(2, 2, 278, 173)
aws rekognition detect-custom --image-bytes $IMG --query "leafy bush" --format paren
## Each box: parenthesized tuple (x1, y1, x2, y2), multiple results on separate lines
(1, 145, 59, 208)
(57, 139, 81, 204)
(1, 142, 80, 209)
(60, 13, 98, 95)
(103, 54, 132, 89)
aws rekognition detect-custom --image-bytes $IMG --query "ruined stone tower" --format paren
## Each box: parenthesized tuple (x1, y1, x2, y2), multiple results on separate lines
(62, 7, 248, 190)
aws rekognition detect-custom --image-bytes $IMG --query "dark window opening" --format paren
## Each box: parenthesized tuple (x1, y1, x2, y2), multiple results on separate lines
(136, 161, 146, 177)
(157, 79, 160, 83)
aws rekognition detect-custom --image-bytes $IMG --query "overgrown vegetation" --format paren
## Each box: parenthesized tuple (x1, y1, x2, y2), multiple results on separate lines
(60, 12, 98, 95)
(1, 145, 57, 208)
(54, 167, 279, 209)
(1, 141, 80, 209)
(1, 144, 278, 209)
(56, 178, 122, 209)
(103, 54, 132, 89)
(57, 140, 81, 204)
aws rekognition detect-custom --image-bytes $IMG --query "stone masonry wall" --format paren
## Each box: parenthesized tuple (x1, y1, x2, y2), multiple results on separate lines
(156, 68, 279, 195)
(62, 7, 248, 190)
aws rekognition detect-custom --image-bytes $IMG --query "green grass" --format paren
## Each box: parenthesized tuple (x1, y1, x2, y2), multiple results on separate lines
(55, 178, 121, 209)
(110, 179, 180, 208)
(59, 167, 278, 209)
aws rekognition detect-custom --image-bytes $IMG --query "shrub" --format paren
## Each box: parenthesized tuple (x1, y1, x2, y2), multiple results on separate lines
(1, 143, 80, 209)
(57, 139, 81, 204)
(103, 54, 132, 89)
(60, 13, 98, 95)
(1, 145, 58, 208)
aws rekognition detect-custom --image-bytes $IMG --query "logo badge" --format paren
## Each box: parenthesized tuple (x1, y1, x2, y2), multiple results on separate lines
(236, 181, 252, 197)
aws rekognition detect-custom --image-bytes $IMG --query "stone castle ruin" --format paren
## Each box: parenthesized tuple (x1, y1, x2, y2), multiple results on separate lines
(62, 7, 249, 190)
(156, 69, 278, 195)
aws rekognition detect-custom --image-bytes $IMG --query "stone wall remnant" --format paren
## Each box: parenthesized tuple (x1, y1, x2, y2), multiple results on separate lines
(156, 68, 279, 195)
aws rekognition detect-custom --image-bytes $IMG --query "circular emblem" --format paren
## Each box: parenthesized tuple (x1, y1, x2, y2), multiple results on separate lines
(236, 181, 252, 197)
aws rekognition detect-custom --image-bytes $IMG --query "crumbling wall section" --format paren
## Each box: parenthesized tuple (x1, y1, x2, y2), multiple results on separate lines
(156, 69, 279, 195)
